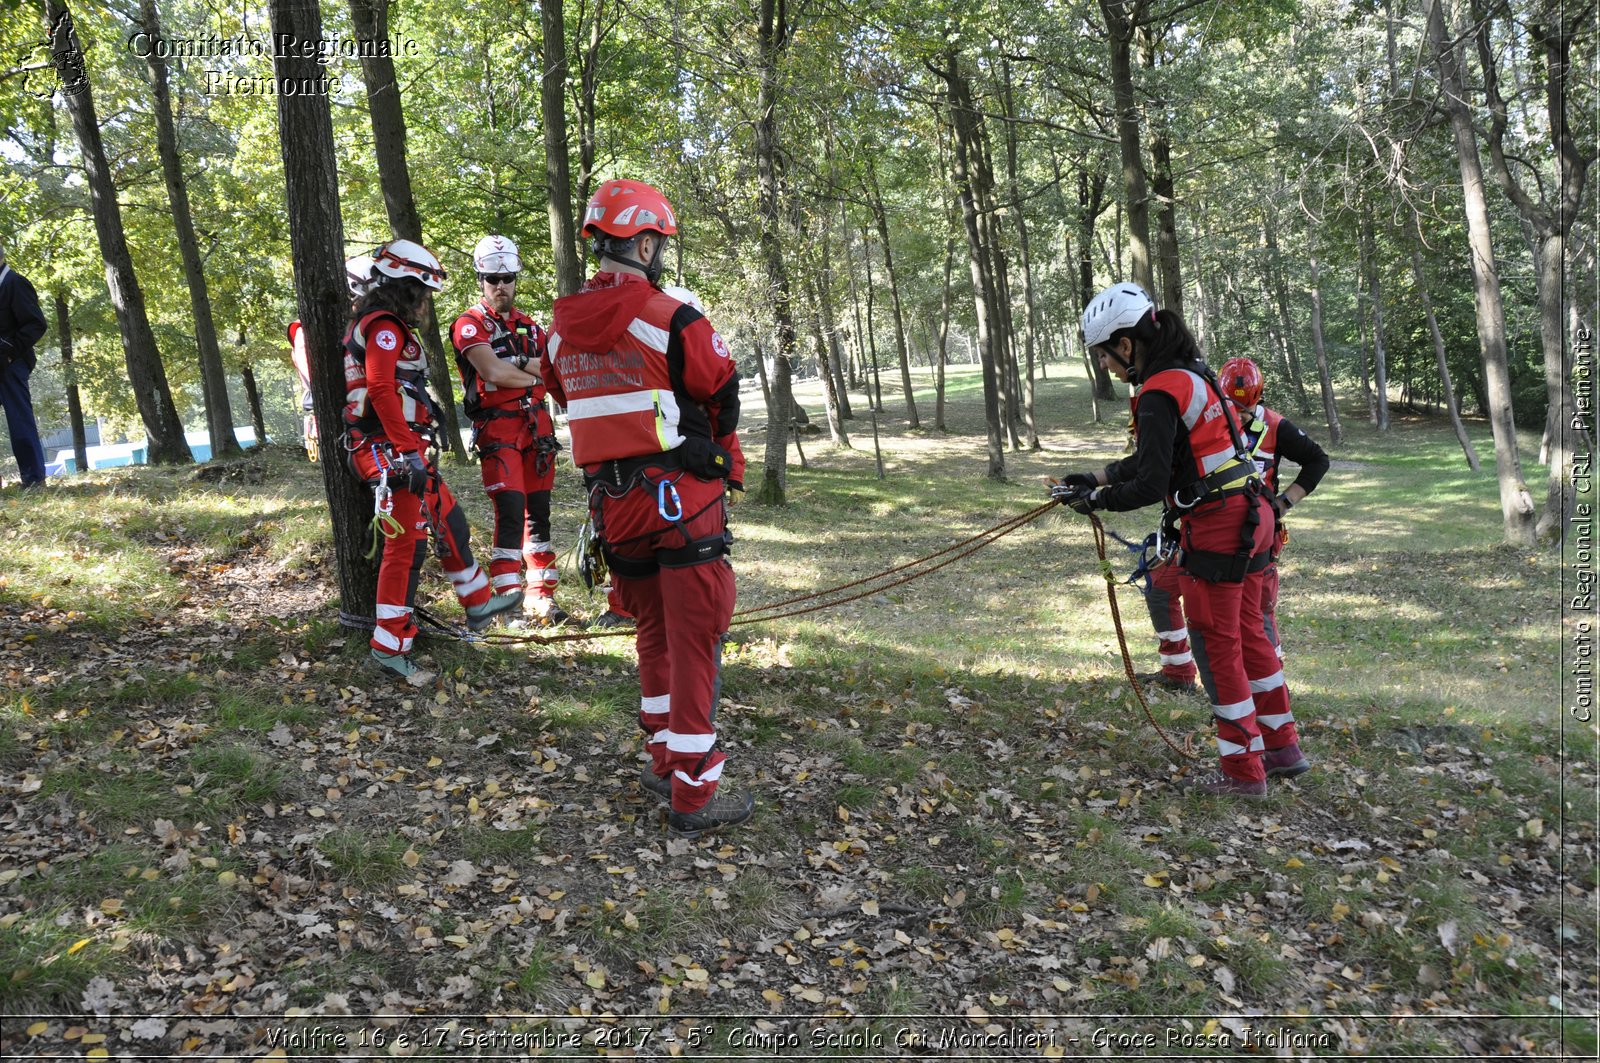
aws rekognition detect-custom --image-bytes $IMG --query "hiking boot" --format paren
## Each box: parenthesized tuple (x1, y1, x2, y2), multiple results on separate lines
(1263, 743, 1312, 779)
(1136, 671, 1199, 693)
(465, 588, 525, 631)
(1175, 769, 1267, 799)
(528, 598, 585, 629)
(370, 647, 422, 679)
(592, 610, 634, 630)
(667, 789, 755, 839)
(639, 766, 673, 804)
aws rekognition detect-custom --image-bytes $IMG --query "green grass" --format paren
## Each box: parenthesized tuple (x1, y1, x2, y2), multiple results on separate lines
(314, 829, 412, 890)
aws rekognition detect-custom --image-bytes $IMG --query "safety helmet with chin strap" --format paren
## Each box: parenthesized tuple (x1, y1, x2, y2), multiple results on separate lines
(659, 285, 703, 312)
(371, 239, 447, 292)
(472, 235, 521, 276)
(581, 179, 677, 284)
(1081, 282, 1156, 381)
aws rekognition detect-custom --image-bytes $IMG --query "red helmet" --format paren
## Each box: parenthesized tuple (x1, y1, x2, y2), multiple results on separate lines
(1219, 357, 1263, 411)
(581, 179, 678, 240)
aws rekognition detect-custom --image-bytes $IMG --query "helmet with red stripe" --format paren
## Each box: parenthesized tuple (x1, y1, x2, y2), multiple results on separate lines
(1219, 357, 1264, 411)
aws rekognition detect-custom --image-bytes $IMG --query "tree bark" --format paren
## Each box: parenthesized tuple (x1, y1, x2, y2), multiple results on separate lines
(45, 0, 190, 464)
(1263, 209, 1310, 413)
(1075, 170, 1116, 403)
(1410, 246, 1480, 470)
(348, 0, 464, 457)
(1362, 213, 1391, 430)
(139, 0, 239, 460)
(806, 271, 848, 447)
(1475, 1, 1593, 542)
(862, 235, 884, 413)
(1000, 61, 1041, 450)
(240, 362, 267, 448)
(1423, 0, 1535, 545)
(940, 52, 1004, 479)
(55, 292, 87, 473)
(1307, 252, 1343, 447)
(752, 0, 798, 504)
(1101, 0, 1155, 294)
(539, 0, 583, 297)
(935, 226, 954, 433)
(867, 165, 919, 428)
(270, 0, 378, 618)
(574, 0, 604, 210)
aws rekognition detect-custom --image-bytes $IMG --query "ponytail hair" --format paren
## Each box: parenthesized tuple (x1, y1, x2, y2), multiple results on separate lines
(349, 277, 429, 329)
(1129, 306, 1203, 376)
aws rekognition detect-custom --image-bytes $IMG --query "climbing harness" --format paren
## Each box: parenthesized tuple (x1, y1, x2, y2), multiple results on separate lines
(1085, 511, 1200, 761)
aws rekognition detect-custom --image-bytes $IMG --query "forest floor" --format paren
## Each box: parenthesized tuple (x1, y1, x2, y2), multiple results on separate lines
(0, 365, 1594, 1060)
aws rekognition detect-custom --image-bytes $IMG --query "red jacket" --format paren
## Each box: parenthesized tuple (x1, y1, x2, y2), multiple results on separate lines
(544, 272, 743, 482)
(342, 310, 433, 453)
(451, 301, 548, 419)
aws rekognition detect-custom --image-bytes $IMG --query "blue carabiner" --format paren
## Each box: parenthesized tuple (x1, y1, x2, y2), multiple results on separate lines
(658, 478, 683, 522)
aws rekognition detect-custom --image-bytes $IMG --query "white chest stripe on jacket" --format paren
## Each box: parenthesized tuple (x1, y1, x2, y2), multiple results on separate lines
(627, 317, 670, 354)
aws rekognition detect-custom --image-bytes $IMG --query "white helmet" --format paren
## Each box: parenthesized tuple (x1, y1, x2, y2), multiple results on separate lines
(473, 235, 521, 276)
(344, 254, 375, 298)
(371, 238, 446, 291)
(1081, 283, 1155, 349)
(660, 285, 704, 312)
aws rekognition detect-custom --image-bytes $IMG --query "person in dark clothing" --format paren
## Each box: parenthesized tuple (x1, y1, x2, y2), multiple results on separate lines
(1052, 283, 1305, 797)
(0, 246, 48, 488)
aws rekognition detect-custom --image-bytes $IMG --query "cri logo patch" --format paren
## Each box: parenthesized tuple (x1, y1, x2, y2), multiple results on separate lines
(375, 330, 399, 351)
(461, 323, 477, 338)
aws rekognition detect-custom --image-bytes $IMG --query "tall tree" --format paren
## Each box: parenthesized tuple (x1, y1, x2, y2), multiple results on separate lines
(1101, 0, 1155, 294)
(347, 0, 464, 457)
(1409, 245, 1480, 469)
(1306, 250, 1343, 447)
(270, 0, 378, 618)
(44, 0, 190, 463)
(54, 293, 87, 473)
(1421, 0, 1534, 545)
(137, 0, 239, 459)
(540, 0, 583, 297)
(1475, 0, 1595, 542)
(866, 163, 919, 428)
(751, 0, 800, 503)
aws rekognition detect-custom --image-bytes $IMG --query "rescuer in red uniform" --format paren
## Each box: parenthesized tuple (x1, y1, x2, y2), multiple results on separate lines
(1053, 284, 1298, 796)
(451, 235, 581, 629)
(542, 179, 752, 837)
(342, 239, 522, 678)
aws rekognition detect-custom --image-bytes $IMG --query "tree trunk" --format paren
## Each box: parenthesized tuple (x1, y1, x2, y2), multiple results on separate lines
(45, 0, 190, 464)
(941, 52, 1004, 479)
(806, 272, 848, 447)
(1307, 252, 1343, 447)
(935, 228, 954, 433)
(752, 336, 773, 418)
(1000, 62, 1041, 450)
(1101, 0, 1155, 294)
(55, 292, 88, 473)
(1076, 170, 1116, 402)
(1263, 209, 1310, 413)
(270, 0, 378, 616)
(752, 0, 798, 504)
(1363, 214, 1391, 430)
(139, 0, 239, 460)
(575, 0, 604, 209)
(841, 201, 870, 395)
(1151, 132, 1183, 312)
(1423, 0, 1536, 545)
(862, 235, 884, 414)
(240, 362, 267, 447)
(1475, 2, 1592, 543)
(867, 166, 920, 428)
(818, 208, 852, 419)
(348, 0, 464, 457)
(1410, 246, 1480, 470)
(539, 0, 583, 297)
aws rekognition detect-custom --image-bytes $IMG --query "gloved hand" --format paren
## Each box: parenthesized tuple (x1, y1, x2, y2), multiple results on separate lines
(1048, 472, 1097, 503)
(1059, 484, 1107, 515)
(401, 452, 430, 495)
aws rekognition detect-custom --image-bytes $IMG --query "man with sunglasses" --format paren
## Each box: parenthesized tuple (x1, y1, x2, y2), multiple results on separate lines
(451, 235, 581, 628)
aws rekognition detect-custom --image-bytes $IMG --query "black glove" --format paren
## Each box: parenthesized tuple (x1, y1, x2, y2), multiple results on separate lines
(1059, 485, 1107, 516)
(1049, 473, 1097, 503)
(401, 452, 430, 495)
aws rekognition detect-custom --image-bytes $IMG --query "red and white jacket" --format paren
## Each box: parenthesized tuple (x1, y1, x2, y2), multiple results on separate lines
(450, 301, 549, 421)
(342, 310, 433, 453)
(1139, 367, 1253, 500)
(543, 272, 743, 482)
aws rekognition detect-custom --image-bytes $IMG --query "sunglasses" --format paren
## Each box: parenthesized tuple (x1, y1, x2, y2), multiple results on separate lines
(480, 273, 517, 286)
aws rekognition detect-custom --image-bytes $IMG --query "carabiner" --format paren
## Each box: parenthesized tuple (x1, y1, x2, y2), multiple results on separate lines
(657, 478, 683, 522)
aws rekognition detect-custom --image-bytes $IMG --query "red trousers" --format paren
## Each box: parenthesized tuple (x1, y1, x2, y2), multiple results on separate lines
(351, 443, 491, 656)
(595, 468, 734, 814)
(475, 412, 559, 600)
(1143, 560, 1197, 682)
(1179, 494, 1297, 783)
